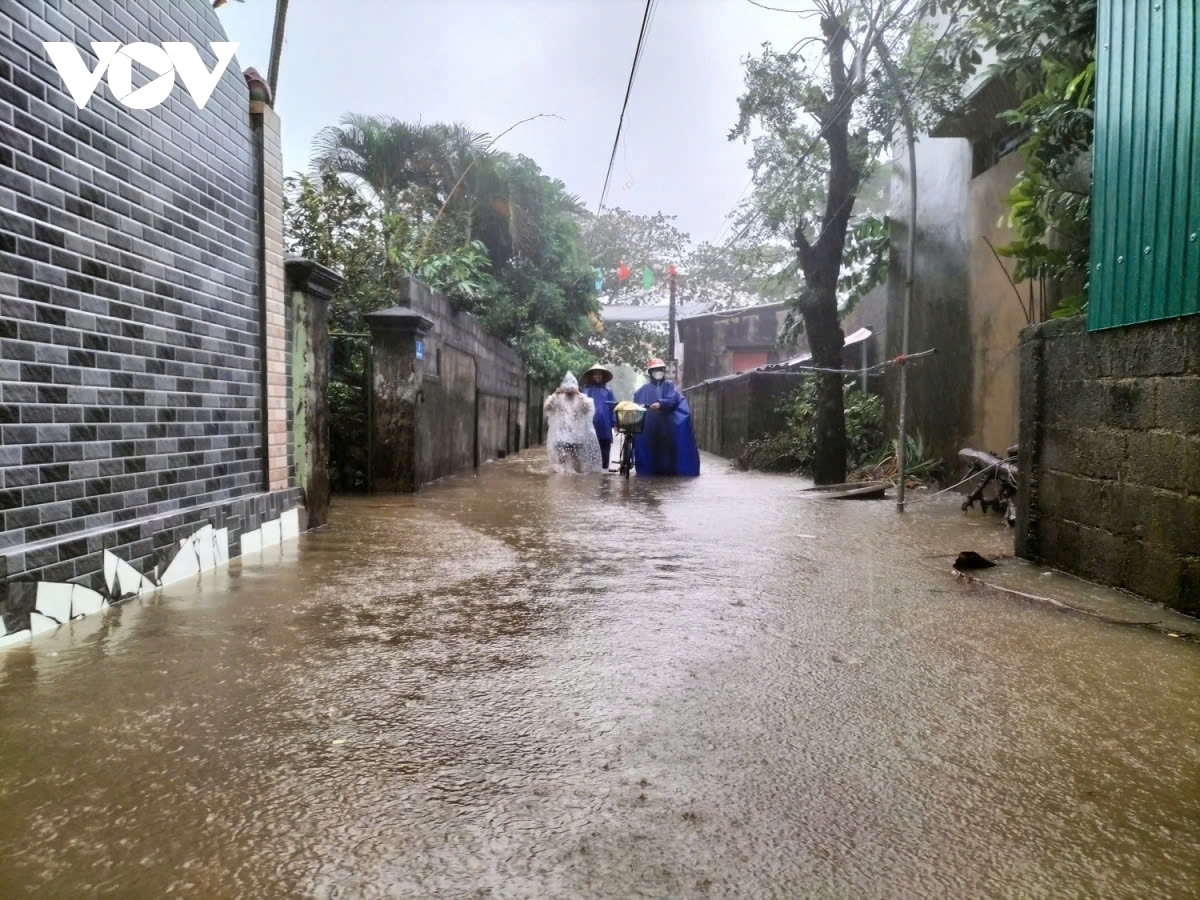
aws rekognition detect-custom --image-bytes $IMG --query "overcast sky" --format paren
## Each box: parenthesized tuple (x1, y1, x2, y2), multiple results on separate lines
(216, 0, 819, 247)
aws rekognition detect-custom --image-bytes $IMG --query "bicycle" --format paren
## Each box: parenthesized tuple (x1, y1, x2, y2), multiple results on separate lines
(612, 402, 646, 479)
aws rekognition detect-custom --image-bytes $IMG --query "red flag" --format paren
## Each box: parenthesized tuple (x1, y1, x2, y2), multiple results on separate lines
(668, 264, 677, 277)
(617, 262, 631, 281)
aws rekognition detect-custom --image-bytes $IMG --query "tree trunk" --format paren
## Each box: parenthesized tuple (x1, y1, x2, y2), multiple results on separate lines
(790, 14, 860, 485)
(800, 287, 847, 484)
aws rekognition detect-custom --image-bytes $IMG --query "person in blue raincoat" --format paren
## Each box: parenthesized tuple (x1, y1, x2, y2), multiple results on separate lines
(632, 358, 700, 477)
(581, 365, 618, 470)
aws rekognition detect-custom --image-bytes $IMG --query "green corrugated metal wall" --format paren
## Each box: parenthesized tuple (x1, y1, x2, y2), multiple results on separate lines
(1090, 0, 1200, 330)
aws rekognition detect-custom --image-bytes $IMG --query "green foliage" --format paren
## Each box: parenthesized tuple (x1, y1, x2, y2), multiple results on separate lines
(738, 381, 887, 474)
(327, 359, 370, 492)
(587, 321, 667, 371)
(581, 206, 790, 368)
(284, 172, 387, 334)
(583, 208, 690, 302)
(780, 214, 891, 346)
(938, 0, 1097, 316)
(515, 326, 596, 386)
(386, 226, 497, 313)
(729, 2, 966, 476)
(838, 215, 890, 311)
(292, 117, 601, 489)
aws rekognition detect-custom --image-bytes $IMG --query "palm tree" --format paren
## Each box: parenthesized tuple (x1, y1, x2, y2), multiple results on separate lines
(312, 115, 447, 288)
(311, 114, 436, 216)
(422, 123, 491, 243)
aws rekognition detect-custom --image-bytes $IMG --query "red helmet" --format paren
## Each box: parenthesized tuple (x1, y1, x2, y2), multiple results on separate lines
(647, 358, 666, 371)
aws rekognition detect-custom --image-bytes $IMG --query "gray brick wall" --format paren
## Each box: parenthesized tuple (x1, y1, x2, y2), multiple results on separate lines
(0, 0, 268, 583)
(1016, 315, 1200, 615)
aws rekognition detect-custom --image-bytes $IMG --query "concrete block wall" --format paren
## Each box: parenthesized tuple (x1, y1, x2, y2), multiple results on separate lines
(686, 371, 808, 460)
(367, 278, 535, 491)
(0, 0, 295, 587)
(399, 278, 529, 479)
(1016, 315, 1200, 615)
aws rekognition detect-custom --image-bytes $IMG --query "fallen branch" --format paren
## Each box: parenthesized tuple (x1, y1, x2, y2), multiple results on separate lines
(951, 569, 1168, 629)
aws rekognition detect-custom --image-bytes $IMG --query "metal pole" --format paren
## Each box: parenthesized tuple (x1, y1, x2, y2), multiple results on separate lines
(668, 269, 677, 365)
(267, 0, 289, 101)
(895, 122, 917, 513)
(860, 337, 868, 393)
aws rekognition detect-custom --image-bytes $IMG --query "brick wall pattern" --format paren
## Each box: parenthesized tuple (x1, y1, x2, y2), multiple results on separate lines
(0, 0, 283, 585)
(1016, 315, 1200, 615)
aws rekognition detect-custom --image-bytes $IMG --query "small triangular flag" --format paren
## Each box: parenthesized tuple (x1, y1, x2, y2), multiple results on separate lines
(617, 262, 630, 281)
(642, 266, 655, 290)
(593, 267, 604, 291)
(668, 264, 677, 278)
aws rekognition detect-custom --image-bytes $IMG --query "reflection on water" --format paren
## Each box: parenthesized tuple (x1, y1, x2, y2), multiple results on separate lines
(1, 454, 1198, 898)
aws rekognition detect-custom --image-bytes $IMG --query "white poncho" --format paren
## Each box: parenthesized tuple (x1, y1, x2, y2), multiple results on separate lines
(544, 372, 603, 474)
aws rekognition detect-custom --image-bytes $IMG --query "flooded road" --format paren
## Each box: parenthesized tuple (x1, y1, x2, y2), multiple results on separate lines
(2, 454, 1198, 898)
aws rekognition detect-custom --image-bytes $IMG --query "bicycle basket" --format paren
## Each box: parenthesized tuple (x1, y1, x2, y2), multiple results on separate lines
(616, 405, 646, 433)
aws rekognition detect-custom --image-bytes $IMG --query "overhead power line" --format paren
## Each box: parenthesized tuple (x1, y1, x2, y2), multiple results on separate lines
(598, 0, 656, 215)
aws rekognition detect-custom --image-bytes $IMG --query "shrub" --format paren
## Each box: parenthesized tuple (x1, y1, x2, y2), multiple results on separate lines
(738, 380, 885, 474)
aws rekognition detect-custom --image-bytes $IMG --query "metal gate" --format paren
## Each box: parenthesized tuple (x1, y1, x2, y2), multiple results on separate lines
(327, 333, 371, 492)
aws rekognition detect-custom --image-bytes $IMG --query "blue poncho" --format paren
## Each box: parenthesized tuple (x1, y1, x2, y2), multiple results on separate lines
(631, 379, 701, 477)
(582, 383, 617, 443)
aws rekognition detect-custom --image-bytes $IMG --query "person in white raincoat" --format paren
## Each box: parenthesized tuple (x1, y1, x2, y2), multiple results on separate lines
(543, 372, 603, 474)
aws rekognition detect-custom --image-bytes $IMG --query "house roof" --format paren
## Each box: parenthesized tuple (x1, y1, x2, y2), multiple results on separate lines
(676, 301, 788, 325)
(598, 302, 710, 323)
(762, 327, 875, 370)
(682, 327, 876, 391)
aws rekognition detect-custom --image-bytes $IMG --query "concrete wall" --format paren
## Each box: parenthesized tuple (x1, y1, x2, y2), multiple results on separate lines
(402, 279, 528, 478)
(966, 152, 1031, 454)
(369, 279, 533, 491)
(686, 371, 808, 460)
(677, 303, 790, 389)
(885, 138, 975, 473)
(0, 0, 298, 588)
(885, 139, 1037, 473)
(1016, 315, 1200, 615)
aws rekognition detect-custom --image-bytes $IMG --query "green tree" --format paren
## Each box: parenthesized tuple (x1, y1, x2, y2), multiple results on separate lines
(308, 115, 598, 386)
(937, 0, 1097, 317)
(731, 1, 960, 484)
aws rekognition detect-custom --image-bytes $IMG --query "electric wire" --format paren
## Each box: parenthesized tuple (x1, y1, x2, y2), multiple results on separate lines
(598, 0, 657, 215)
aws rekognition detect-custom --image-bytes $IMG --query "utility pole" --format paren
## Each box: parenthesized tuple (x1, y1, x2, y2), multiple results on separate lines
(667, 265, 677, 367)
(874, 37, 918, 514)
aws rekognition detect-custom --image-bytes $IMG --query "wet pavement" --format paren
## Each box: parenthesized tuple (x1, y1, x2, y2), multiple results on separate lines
(2, 453, 1199, 898)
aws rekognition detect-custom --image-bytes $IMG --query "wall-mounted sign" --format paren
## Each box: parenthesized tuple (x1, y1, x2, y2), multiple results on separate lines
(415, 339, 424, 360)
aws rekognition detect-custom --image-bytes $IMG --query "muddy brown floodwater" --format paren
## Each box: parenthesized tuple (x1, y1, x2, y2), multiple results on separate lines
(2, 454, 1199, 898)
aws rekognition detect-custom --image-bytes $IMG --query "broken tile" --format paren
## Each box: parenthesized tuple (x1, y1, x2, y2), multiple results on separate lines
(213, 529, 230, 566)
(261, 518, 282, 548)
(28, 611, 60, 636)
(35, 583, 74, 625)
(240, 528, 262, 557)
(0, 629, 32, 649)
(193, 533, 215, 573)
(2, 607, 30, 637)
(180, 523, 214, 548)
(158, 543, 201, 587)
(70, 585, 105, 619)
(104, 550, 150, 599)
(281, 508, 300, 541)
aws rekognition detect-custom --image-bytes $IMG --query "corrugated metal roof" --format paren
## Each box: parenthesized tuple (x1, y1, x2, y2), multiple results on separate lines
(763, 327, 874, 369)
(598, 302, 710, 323)
(683, 327, 876, 391)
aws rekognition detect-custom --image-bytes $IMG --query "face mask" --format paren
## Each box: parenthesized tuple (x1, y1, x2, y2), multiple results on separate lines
(651, 371, 665, 382)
